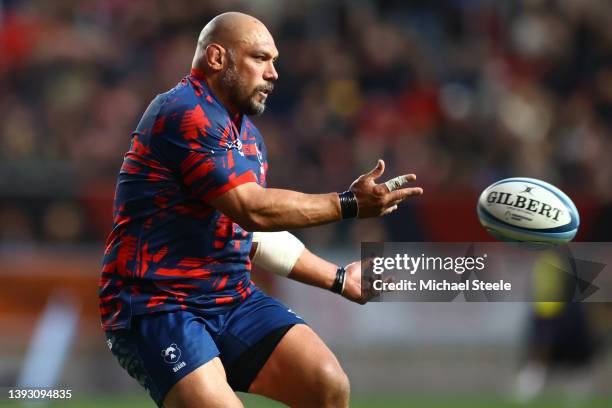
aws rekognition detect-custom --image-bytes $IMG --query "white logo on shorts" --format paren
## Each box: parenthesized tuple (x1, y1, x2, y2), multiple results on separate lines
(161, 343, 182, 364)
(287, 308, 302, 320)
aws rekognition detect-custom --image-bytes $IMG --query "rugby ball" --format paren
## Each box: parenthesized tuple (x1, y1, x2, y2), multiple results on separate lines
(477, 177, 579, 244)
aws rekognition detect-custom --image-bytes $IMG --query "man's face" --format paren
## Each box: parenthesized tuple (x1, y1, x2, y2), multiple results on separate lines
(220, 29, 279, 116)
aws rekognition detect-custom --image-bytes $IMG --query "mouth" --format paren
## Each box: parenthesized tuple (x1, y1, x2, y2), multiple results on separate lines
(255, 84, 273, 99)
(256, 90, 270, 102)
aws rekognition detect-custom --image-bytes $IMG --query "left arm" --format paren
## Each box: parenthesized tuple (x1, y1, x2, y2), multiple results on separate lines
(250, 233, 366, 304)
(288, 248, 365, 304)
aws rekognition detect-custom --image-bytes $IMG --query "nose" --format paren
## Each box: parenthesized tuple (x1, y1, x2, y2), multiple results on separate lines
(264, 61, 278, 82)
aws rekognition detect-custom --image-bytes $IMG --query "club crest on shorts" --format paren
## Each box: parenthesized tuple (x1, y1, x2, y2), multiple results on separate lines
(161, 343, 182, 364)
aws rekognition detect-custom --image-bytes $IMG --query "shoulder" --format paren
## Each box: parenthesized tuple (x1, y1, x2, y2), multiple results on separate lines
(155, 78, 224, 121)
(154, 80, 230, 135)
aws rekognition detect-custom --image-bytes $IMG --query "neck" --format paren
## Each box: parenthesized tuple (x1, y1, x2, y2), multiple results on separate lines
(191, 67, 241, 117)
(232, 113, 243, 130)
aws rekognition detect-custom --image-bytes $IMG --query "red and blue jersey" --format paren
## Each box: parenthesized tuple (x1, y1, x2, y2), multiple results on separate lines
(99, 70, 269, 331)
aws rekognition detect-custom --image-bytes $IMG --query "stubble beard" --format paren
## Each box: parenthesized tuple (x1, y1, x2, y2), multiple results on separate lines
(221, 57, 271, 116)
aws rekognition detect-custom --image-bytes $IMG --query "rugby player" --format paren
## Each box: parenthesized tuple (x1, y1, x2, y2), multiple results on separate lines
(99, 11, 423, 407)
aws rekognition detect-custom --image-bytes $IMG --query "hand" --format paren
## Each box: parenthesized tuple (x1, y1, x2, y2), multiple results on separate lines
(349, 159, 423, 218)
(341, 260, 382, 305)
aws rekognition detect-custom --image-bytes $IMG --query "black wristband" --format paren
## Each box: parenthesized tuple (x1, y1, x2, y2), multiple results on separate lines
(330, 266, 346, 294)
(338, 191, 358, 219)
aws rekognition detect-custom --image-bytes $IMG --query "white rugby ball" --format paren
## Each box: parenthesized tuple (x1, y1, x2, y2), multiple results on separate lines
(477, 177, 579, 244)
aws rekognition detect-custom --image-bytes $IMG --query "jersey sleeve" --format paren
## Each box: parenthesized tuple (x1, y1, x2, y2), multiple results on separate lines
(151, 98, 258, 202)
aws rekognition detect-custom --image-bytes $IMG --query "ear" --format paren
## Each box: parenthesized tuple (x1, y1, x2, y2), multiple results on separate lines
(205, 44, 225, 71)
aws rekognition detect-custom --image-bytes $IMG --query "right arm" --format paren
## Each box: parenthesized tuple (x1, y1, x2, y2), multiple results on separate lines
(151, 101, 421, 231)
(210, 159, 423, 231)
(211, 183, 341, 231)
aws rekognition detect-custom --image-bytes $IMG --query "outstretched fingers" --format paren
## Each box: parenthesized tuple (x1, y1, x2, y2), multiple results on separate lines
(379, 187, 423, 215)
(350, 165, 423, 218)
(378, 173, 422, 215)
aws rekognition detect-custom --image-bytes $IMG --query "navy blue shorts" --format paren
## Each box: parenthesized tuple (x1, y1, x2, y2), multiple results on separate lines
(105, 289, 305, 407)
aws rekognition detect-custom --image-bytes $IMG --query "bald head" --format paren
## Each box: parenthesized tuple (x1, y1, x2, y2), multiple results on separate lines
(192, 12, 273, 71)
(191, 12, 279, 116)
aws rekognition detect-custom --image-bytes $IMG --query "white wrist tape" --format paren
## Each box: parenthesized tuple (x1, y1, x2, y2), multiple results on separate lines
(251, 231, 305, 277)
(384, 175, 407, 192)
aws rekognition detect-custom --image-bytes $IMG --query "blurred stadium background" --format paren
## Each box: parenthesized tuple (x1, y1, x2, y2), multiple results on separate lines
(1, 0, 612, 406)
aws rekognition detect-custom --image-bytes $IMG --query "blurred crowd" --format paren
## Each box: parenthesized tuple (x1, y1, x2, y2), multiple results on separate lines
(1, 0, 612, 245)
